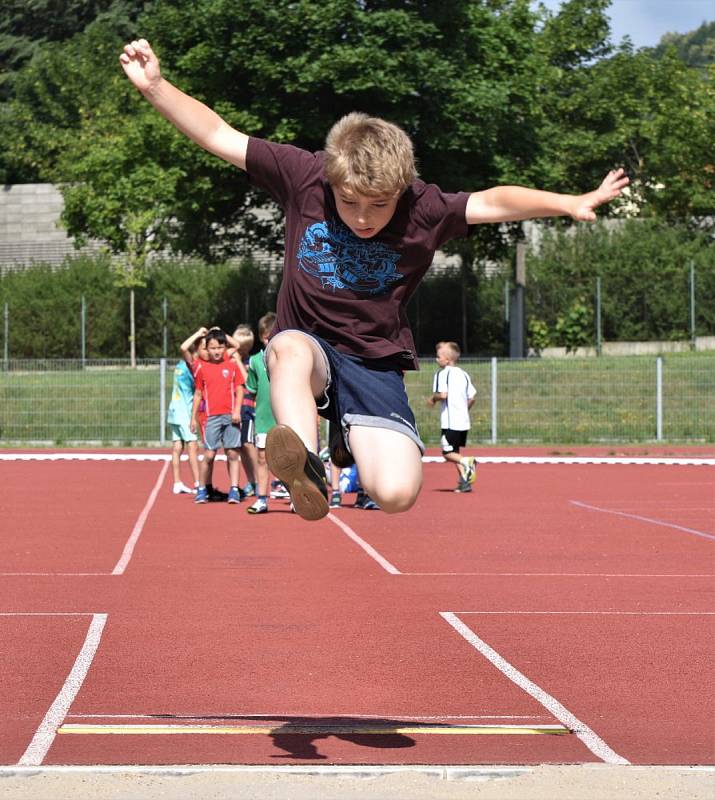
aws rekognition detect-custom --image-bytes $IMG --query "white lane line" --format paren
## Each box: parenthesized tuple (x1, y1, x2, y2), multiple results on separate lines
(326, 513, 401, 574)
(440, 612, 629, 765)
(65, 712, 549, 721)
(3, 453, 714, 465)
(401, 572, 714, 578)
(16, 613, 107, 767)
(111, 461, 169, 575)
(570, 500, 715, 541)
(454, 611, 715, 616)
(0, 612, 99, 616)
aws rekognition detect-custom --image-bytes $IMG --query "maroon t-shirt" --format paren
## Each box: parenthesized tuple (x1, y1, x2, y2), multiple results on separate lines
(246, 137, 469, 369)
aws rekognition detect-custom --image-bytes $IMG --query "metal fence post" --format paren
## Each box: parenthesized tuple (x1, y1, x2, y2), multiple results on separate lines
(689, 261, 696, 350)
(81, 295, 86, 367)
(159, 358, 167, 446)
(3, 303, 8, 368)
(491, 357, 498, 444)
(162, 296, 168, 358)
(656, 356, 663, 441)
(595, 276, 602, 356)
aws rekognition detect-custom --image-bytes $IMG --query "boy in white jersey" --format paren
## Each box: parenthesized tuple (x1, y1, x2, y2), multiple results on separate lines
(119, 38, 628, 521)
(428, 342, 477, 493)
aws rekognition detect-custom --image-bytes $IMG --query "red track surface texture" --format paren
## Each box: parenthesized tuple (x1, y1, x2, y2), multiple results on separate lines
(1, 449, 713, 767)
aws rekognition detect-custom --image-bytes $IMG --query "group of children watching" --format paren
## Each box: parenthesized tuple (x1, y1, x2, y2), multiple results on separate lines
(167, 313, 380, 514)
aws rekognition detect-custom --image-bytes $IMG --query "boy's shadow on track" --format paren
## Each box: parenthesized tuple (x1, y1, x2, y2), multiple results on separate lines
(154, 714, 424, 759)
(266, 716, 418, 760)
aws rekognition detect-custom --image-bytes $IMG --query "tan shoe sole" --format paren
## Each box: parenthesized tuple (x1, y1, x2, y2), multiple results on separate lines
(265, 425, 329, 521)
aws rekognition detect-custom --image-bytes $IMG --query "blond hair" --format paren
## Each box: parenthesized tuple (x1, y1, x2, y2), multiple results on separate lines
(232, 323, 255, 356)
(258, 311, 277, 339)
(437, 341, 461, 360)
(324, 112, 417, 196)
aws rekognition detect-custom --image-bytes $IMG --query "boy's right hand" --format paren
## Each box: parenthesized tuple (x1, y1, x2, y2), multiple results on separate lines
(119, 39, 161, 93)
(197, 326, 208, 337)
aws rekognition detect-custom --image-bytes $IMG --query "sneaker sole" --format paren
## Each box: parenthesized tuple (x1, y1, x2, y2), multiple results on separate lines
(265, 425, 329, 521)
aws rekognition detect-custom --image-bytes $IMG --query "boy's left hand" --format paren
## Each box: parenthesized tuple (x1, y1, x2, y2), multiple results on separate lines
(571, 168, 629, 222)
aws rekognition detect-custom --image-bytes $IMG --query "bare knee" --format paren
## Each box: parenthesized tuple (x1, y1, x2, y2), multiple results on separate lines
(369, 482, 421, 514)
(267, 332, 314, 368)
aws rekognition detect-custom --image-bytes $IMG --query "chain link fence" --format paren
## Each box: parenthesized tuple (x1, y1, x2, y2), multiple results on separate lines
(0, 354, 713, 446)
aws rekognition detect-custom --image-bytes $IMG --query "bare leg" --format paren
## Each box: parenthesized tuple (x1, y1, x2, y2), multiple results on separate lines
(201, 450, 216, 487)
(349, 427, 422, 514)
(443, 451, 465, 479)
(226, 448, 240, 486)
(256, 448, 269, 496)
(171, 440, 183, 484)
(266, 332, 328, 452)
(187, 440, 200, 485)
(242, 442, 258, 485)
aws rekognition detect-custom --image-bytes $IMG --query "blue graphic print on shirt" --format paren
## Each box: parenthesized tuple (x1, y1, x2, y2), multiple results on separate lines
(296, 220, 403, 295)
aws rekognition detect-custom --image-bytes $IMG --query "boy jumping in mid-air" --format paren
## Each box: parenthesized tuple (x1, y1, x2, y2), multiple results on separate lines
(428, 341, 477, 494)
(120, 39, 628, 521)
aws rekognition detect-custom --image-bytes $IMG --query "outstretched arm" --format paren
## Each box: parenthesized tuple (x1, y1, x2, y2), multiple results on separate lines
(119, 39, 248, 170)
(466, 169, 629, 225)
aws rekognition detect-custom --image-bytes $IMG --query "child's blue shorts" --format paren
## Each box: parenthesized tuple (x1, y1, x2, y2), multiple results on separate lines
(268, 330, 424, 455)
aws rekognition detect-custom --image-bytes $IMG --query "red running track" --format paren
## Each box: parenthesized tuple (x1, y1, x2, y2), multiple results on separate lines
(0, 450, 713, 766)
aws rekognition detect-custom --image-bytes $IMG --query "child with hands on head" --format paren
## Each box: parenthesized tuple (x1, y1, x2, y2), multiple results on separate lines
(121, 38, 629, 521)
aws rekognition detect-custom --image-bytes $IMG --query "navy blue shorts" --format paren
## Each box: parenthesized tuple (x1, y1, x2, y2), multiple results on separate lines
(240, 405, 255, 447)
(268, 331, 424, 455)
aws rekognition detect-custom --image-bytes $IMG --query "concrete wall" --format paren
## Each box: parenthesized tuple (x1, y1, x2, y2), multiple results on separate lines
(0, 183, 89, 268)
(536, 336, 715, 358)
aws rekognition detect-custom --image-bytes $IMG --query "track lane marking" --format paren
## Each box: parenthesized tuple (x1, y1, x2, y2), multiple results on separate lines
(570, 500, 715, 541)
(326, 513, 401, 574)
(440, 611, 629, 765)
(112, 461, 169, 574)
(16, 613, 107, 766)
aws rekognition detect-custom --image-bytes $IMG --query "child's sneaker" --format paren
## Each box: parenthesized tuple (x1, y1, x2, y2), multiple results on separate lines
(247, 498, 268, 514)
(241, 482, 256, 498)
(329, 491, 342, 508)
(172, 481, 194, 495)
(227, 487, 241, 504)
(454, 479, 472, 493)
(265, 425, 329, 521)
(270, 480, 290, 499)
(194, 487, 209, 504)
(354, 490, 380, 510)
(463, 457, 478, 485)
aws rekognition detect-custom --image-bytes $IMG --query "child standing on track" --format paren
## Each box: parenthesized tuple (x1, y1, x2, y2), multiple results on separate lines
(191, 329, 245, 505)
(244, 312, 277, 515)
(232, 323, 258, 498)
(428, 341, 478, 493)
(167, 346, 200, 494)
(120, 38, 628, 521)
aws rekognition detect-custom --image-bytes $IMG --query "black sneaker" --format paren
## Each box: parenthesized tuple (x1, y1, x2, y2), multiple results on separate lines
(328, 421, 355, 469)
(454, 479, 472, 493)
(265, 425, 329, 521)
(208, 486, 228, 502)
(354, 490, 380, 510)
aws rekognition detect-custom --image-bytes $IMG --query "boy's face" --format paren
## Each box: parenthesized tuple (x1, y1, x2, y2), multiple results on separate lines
(333, 185, 399, 238)
(436, 346, 452, 367)
(206, 339, 226, 362)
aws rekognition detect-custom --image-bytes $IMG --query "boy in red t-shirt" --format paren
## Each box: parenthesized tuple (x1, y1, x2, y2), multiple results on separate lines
(191, 329, 245, 504)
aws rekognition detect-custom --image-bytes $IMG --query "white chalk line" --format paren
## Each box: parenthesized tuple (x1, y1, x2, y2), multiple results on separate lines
(454, 611, 714, 616)
(65, 712, 549, 721)
(326, 513, 401, 574)
(1, 452, 713, 466)
(16, 613, 107, 766)
(111, 460, 169, 575)
(440, 612, 629, 765)
(570, 500, 715, 541)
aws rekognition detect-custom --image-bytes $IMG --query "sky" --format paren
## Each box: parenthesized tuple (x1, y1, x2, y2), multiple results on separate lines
(534, 0, 713, 49)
